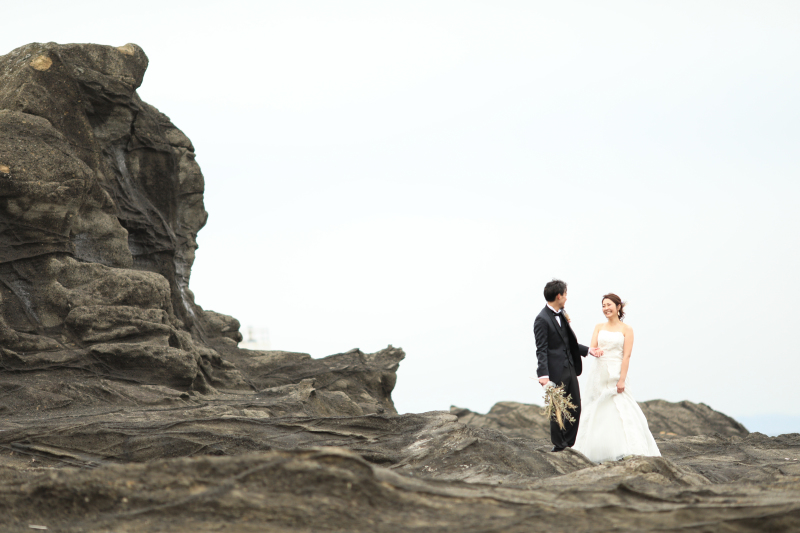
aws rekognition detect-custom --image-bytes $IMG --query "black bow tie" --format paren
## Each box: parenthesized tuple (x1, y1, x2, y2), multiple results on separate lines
(550, 308, 561, 316)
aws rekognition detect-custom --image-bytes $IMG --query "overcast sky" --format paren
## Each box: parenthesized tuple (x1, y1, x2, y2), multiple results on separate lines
(4, 1, 799, 434)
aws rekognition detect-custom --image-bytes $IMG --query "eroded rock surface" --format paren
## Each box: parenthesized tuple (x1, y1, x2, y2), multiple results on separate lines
(0, 436, 798, 532)
(1, 371, 797, 532)
(0, 41, 237, 396)
(640, 398, 750, 438)
(452, 398, 749, 440)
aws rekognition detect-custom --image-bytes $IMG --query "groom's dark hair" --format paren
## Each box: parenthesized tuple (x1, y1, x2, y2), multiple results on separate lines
(544, 279, 567, 302)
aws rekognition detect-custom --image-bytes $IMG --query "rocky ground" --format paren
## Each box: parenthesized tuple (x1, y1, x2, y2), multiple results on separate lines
(0, 356, 798, 532)
(0, 42, 798, 532)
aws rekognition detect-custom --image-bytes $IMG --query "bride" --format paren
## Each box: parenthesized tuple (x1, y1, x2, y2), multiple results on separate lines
(573, 293, 661, 463)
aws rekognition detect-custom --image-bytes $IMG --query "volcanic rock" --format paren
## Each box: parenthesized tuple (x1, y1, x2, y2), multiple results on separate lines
(1, 437, 798, 532)
(639, 398, 750, 438)
(0, 41, 236, 399)
(452, 398, 750, 440)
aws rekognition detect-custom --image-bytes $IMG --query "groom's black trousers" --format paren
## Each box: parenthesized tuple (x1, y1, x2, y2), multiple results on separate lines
(551, 361, 581, 449)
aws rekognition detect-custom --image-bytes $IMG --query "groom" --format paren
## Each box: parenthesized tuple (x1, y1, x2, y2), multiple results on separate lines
(534, 279, 602, 452)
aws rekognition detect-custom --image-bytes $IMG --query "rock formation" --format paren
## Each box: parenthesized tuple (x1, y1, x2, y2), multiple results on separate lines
(451, 398, 750, 440)
(0, 42, 798, 532)
(0, 41, 246, 401)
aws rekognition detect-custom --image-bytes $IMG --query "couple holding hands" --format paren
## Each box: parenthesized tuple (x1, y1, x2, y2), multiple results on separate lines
(534, 279, 660, 462)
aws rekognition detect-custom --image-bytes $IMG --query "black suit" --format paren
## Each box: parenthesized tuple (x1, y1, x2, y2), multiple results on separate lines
(533, 305, 589, 449)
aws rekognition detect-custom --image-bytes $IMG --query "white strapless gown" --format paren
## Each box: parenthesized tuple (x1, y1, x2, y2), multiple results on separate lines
(573, 330, 661, 463)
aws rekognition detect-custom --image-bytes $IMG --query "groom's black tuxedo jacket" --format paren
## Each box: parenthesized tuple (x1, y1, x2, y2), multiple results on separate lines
(534, 306, 589, 384)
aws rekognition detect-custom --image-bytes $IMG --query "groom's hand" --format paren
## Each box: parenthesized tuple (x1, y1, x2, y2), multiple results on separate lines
(589, 347, 604, 357)
(538, 377, 550, 387)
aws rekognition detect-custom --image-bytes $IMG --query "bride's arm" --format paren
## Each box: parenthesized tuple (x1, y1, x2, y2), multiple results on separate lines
(590, 324, 600, 349)
(587, 324, 603, 357)
(617, 327, 634, 393)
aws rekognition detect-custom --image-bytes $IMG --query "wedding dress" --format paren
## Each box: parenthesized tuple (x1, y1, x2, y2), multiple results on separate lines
(573, 330, 661, 463)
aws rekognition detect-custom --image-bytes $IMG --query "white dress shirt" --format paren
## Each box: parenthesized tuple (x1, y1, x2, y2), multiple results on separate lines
(547, 303, 562, 326)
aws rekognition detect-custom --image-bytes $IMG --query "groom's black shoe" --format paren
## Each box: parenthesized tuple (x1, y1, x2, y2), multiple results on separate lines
(551, 446, 566, 452)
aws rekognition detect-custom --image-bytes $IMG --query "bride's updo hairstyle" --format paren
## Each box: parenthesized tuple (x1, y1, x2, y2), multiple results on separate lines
(602, 293, 626, 321)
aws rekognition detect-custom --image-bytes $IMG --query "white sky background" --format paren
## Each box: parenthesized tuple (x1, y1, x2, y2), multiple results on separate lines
(3, 1, 800, 431)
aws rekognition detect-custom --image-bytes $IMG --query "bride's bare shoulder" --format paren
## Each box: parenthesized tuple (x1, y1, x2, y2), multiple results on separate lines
(622, 323, 634, 334)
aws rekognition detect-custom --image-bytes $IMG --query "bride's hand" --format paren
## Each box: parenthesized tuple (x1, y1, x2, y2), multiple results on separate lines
(616, 380, 625, 394)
